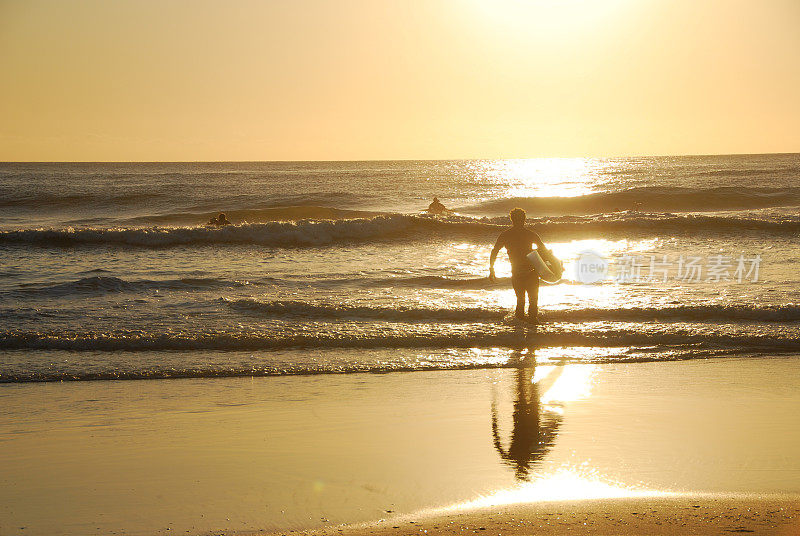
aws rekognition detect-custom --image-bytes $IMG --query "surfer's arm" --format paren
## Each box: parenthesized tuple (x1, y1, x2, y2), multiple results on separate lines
(489, 235, 504, 280)
(530, 230, 546, 251)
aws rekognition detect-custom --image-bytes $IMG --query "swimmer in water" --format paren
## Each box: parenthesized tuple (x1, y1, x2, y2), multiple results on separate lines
(427, 197, 447, 214)
(208, 213, 232, 226)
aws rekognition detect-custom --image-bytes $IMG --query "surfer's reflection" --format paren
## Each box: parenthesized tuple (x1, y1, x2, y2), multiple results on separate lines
(491, 347, 563, 481)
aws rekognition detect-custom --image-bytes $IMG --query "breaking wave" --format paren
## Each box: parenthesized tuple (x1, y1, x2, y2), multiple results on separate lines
(15, 275, 253, 297)
(0, 215, 423, 247)
(339, 275, 517, 290)
(224, 298, 506, 322)
(0, 349, 735, 383)
(223, 301, 800, 324)
(119, 206, 385, 226)
(462, 186, 800, 215)
(1, 325, 798, 354)
(226, 300, 800, 324)
(2, 211, 800, 248)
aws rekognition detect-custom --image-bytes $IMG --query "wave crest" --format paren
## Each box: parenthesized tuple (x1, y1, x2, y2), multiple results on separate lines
(2, 325, 798, 353)
(16, 276, 251, 296)
(225, 300, 800, 323)
(225, 298, 504, 322)
(3, 211, 800, 248)
(462, 186, 800, 215)
(120, 206, 384, 226)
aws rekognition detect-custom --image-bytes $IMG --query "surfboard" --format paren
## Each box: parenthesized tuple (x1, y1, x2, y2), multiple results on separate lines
(526, 248, 564, 283)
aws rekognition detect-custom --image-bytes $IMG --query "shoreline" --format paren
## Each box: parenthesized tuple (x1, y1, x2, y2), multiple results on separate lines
(279, 496, 800, 536)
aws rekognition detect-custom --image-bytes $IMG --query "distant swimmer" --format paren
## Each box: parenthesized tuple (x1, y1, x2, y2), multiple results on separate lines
(489, 208, 547, 322)
(427, 197, 448, 214)
(207, 213, 232, 226)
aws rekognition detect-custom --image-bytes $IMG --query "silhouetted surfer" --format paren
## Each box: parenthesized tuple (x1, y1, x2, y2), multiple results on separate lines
(207, 213, 232, 226)
(489, 208, 546, 322)
(426, 197, 448, 214)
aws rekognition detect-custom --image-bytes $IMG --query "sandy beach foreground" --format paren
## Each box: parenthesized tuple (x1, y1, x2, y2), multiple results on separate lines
(284, 496, 800, 536)
(2, 356, 800, 535)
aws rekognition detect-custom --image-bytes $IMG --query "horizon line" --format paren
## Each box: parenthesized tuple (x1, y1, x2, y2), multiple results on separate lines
(2, 151, 799, 165)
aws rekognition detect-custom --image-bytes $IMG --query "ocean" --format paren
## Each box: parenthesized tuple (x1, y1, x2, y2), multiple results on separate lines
(1, 154, 799, 383)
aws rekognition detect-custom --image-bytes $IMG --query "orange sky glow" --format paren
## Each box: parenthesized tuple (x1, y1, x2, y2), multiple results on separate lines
(1, 0, 798, 161)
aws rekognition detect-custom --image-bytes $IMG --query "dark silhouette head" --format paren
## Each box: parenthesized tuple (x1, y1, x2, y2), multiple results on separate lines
(510, 208, 526, 227)
(433, 197, 439, 203)
(218, 213, 229, 223)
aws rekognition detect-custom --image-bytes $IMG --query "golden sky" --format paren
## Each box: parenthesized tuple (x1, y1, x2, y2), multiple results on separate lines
(1, 0, 798, 161)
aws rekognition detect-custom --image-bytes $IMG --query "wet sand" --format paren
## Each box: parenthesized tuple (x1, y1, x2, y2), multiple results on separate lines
(289, 496, 800, 536)
(2, 356, 800, 535)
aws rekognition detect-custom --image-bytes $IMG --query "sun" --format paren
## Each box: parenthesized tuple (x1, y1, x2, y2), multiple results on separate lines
(468, 0, 632, 42)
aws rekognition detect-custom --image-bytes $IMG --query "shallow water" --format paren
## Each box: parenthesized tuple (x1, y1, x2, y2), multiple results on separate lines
(1, 155, 799, 381)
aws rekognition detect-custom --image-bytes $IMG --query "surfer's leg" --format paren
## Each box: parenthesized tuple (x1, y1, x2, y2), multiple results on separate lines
(527, 274, 539, 322)
(511, 272, 526, 319)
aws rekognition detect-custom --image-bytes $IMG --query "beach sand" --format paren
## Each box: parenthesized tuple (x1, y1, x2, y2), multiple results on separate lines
(285, 496, 800, 535)
(2, 356, 800, 535)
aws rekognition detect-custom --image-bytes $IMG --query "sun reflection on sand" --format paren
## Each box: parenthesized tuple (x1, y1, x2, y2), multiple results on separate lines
(458, 355, 669, 512)
(537, 363, 596, 404)
(452, 468, 674, 511)
(463, 359, 668, 509)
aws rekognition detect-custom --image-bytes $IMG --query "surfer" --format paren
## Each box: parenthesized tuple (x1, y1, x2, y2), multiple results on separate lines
(489, 208, 546, 322)
(426, 197, 448, 214)
(207, 213, 232, 226)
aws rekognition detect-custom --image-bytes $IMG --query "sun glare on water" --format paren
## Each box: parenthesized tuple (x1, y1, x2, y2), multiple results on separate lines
(482, 158, 603, 199)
